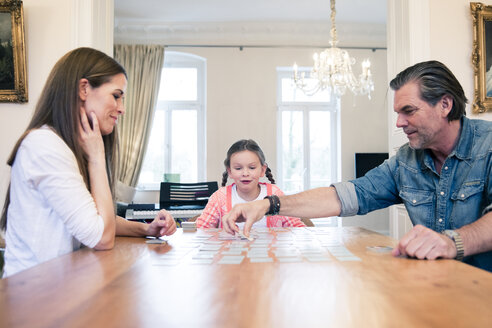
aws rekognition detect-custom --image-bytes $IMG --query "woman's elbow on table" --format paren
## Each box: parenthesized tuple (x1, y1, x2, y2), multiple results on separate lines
(93, 214, 117, 250)
(93, 230, 116, 250)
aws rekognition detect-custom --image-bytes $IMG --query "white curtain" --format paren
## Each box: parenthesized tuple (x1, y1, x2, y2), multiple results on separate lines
(114, 44, 165, 189)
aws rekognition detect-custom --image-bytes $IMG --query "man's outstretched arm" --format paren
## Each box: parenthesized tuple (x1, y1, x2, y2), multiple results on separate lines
(222, 187, 342, 236)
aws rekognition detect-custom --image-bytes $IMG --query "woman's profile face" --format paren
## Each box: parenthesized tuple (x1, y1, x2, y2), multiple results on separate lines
(80, 73, 127, 135)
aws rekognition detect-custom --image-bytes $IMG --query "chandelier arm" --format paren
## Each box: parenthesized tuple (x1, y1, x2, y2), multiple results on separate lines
(330, 0, 337, 44)
(292, 0, 374, 98)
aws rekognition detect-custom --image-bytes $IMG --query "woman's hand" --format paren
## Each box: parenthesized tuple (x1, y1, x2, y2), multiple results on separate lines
(78, 108, 105, 164)
(146, 210, 177, 237)
(79, 106, 116, 249)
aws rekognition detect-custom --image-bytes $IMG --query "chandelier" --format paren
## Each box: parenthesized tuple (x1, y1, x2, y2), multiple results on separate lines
(293, 0, 374, 98)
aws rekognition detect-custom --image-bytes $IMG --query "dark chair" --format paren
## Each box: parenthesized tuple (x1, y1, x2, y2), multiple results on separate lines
(159, 181, 218, 209)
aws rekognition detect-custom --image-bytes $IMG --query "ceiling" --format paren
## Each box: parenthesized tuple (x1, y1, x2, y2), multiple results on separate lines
(115, 0, 386, 24)
(114, 0, 387, 47)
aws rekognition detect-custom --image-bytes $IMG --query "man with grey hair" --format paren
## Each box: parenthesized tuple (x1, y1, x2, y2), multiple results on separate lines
(223, 60, 492, 272)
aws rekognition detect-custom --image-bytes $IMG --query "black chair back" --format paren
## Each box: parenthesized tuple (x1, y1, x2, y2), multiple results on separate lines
(159, 181, 218, 209)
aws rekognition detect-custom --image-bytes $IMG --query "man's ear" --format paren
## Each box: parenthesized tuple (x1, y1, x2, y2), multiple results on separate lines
(440, 94, 453, 117)
(78, 78, 90, 101)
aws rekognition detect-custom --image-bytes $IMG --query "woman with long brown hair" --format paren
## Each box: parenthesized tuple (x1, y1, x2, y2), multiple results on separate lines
(1, 47, 176, 277)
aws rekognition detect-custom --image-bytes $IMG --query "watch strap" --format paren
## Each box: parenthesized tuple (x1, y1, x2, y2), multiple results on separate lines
(442, 230, 464, 261)
(453, 232, 464, 261)
(264, 195, 280, 215)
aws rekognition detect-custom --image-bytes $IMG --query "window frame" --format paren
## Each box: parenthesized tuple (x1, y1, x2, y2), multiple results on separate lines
(137, 51, 207, 190)
(276, 67, 341, 193)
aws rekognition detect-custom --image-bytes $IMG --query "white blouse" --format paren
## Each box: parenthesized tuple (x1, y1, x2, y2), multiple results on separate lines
(3, 126, 104, 277)
(232, 184, 268, 230)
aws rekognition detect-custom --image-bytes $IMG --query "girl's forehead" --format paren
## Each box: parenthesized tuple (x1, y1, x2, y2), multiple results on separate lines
(230, 150, 261, 162)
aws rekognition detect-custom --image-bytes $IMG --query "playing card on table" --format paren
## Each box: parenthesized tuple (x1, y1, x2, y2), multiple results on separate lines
(218, 231, 237, 240)
(304, 255, 332, 262)
(190, 258, 214, 265)
(274, 248, 300, 257)
(250, 257, 274, 263)
(146, 239, 167, 244)
(337, 256, 362, 262)
(218, 255, 245, 264)
(203, 240, 224, 245)
(238, 231, 255, 241)
(199, 244, 222, 251)
(192, 252, 216, 259)
(247, 249, 270, 258)
(221, 249, 244, 255)
(277, 256, 303, 263)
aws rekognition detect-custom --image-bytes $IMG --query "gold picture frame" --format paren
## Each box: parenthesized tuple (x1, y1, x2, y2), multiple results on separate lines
(0, 0, 27, 103)
(471, 2, 492, 113)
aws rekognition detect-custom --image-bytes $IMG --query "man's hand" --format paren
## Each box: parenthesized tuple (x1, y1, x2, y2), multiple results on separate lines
(222, 199, 270, 236)
(146, 210, 177, 237)
(391, 224, 457, 260)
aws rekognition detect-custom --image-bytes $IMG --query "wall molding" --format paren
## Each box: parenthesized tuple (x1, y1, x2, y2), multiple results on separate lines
(71, 0, 114, 55)
(114, 20, 386, 48)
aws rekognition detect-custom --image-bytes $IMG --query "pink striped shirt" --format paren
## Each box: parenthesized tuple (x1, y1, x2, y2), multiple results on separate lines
(196, 183, 305, 228)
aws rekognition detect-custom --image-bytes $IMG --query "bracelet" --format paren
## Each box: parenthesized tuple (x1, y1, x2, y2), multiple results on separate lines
(264, 195, 281, 215)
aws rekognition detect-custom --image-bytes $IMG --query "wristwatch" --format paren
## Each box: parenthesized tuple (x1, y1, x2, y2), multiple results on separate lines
(442, 229, 464, 261)
(264, 195, 281, 215)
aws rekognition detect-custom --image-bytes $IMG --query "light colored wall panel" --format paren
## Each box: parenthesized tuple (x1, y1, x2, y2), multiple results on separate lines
(429, 0, 492, 120)
(0, 0, 74, 212)
(0, 0, 114, 213)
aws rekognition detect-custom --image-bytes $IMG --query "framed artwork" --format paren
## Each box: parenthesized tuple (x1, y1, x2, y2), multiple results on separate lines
(0, 0, 27, 103)
(471, 2, 492, 113)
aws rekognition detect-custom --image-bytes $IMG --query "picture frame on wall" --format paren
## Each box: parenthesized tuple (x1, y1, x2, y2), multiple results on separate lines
(0, 0, 27, 103)
(471, 2, 492, 113)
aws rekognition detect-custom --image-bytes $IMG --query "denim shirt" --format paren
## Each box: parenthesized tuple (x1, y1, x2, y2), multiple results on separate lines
(333, 117, 492, 271)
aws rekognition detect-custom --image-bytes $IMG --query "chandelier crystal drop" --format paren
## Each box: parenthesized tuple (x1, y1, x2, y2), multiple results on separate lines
(293, 0, 374, 98)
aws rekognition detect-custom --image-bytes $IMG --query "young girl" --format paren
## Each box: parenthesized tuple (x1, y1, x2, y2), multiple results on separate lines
(196, 139, 305, 229)
(1, 47, 176, 277)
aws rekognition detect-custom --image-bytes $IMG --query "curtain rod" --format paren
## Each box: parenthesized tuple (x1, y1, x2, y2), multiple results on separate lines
(164, 44, 386, 51)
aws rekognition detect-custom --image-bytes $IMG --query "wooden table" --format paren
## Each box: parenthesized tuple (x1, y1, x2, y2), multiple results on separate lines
(1, 227, 491, 327)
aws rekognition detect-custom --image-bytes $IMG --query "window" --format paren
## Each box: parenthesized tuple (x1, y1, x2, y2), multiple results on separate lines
(138, 52, 206, 189)
(277, 67, 340, 226)
(277, 67, 340, 192)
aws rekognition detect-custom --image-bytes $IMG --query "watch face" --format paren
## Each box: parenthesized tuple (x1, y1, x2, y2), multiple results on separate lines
(443, 230, 458, 239)
(443, 230, 458, 237)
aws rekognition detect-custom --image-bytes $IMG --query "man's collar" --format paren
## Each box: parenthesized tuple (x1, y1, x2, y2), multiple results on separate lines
(451, 117, 472, 160)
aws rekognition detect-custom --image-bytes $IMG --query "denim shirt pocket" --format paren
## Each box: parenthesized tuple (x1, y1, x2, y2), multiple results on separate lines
(399, 189, 435, 227)
(451, 180, 484, 201)
(450, 180, 484, 227)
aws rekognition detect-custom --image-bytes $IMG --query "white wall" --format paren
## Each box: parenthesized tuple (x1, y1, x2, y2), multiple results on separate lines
(0, 0, 74, 212)
(338, 49, 389, 233)
(429, 0, 492, 120)
(0, 0, 113, 212)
